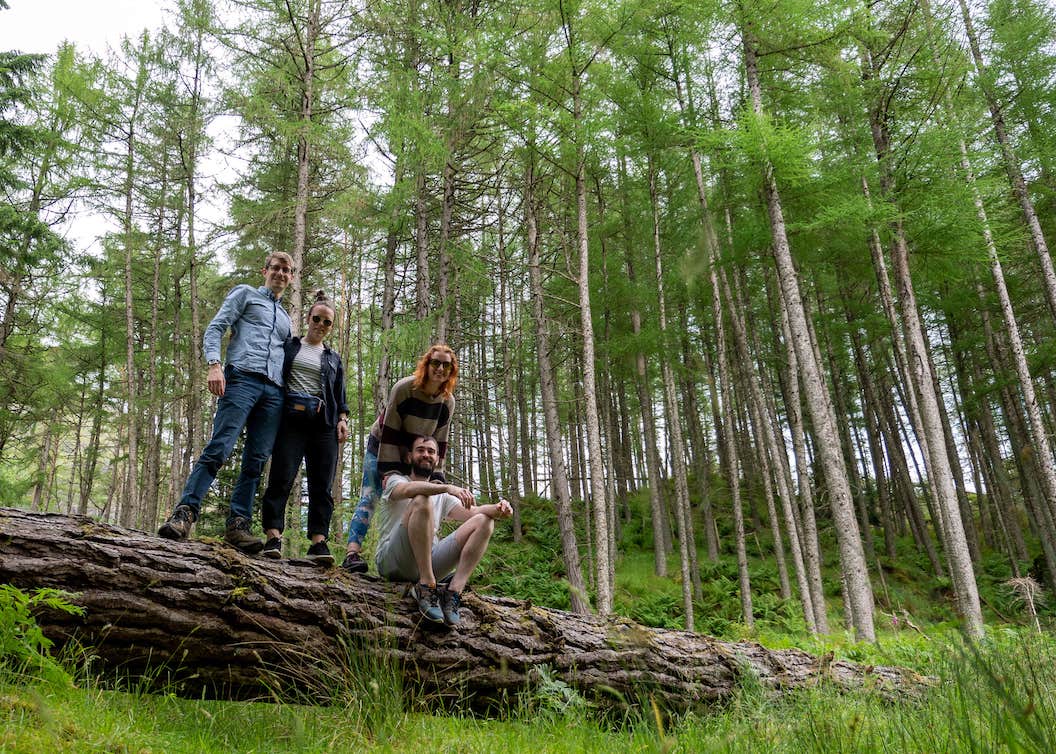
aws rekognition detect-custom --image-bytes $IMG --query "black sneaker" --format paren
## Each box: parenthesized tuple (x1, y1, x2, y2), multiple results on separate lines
(411, 583, 445, 625)
(340, 551, 368, 574)
(307, 540, 334, 566)
(158, 505, 196, 540)
(440, 587, 462, 626)
(262, 537, 282, 559)
(224, 516, 264, 554)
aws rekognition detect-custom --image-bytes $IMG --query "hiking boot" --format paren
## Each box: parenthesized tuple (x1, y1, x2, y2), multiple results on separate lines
(307, 540, 334, 566)
(411, 583, 444, 625)
(262, 536, 282, 559)
(340, 551, 368, 574)
(224, 516, 264, 554)
(440, 587, 462, 626)
(158, 505, 196, 540)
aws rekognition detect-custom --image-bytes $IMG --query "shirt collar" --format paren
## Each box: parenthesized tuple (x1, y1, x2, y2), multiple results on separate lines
(257, 285, 283, 302)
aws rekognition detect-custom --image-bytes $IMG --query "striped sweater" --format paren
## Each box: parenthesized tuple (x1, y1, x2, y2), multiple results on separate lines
(367, 375, 455, 478)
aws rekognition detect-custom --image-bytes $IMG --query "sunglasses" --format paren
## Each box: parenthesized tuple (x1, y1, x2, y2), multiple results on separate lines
(311, 314, 333, 327)
(429, 358, 453, 372)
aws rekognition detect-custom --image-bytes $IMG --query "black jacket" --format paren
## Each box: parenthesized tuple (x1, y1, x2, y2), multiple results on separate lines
(281, 337, 350, 429)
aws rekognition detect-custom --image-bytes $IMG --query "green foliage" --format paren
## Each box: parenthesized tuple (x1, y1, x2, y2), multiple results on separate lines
(730, 106, 817, 188)
(525, 664, 592, 723)
(626, 588, 683, 630)
(0, 585, 80, 685)
(475, 495, 577, 610)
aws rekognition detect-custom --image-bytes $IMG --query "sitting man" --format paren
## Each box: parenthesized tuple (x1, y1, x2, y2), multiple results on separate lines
(373, 434, 512, 626)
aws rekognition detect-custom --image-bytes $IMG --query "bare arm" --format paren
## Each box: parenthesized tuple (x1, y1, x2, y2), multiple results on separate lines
(388, 479, 474, 508)
(447, 498, 512, 523)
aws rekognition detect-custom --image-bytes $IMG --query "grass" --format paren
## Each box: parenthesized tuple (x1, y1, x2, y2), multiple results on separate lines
(2, 628, 1055, 752)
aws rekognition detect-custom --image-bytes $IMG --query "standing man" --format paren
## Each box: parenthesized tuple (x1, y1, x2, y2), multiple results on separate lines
(158, 253, 294, 553)
(373, 435, 512, 626)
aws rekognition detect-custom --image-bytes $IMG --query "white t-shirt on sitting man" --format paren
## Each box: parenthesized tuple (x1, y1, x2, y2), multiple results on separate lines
(373, 473, 461, 577)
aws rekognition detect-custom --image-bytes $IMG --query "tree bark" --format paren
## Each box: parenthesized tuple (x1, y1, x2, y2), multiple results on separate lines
(525, 159, 590, 615)
(618, 155, 668, 577)
(0, 508, 931, 710)
(497, 188, 522, 540)
(741, 21, 875, 640)
(648, 157, 695, 629)
(288, 0, 321, 331)
(773, 279, 829, 632)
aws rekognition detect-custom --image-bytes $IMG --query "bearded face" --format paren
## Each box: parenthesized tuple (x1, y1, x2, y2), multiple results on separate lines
(407, 438, 439, 478)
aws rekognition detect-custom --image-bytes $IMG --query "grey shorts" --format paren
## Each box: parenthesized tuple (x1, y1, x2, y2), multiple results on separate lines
(375, 523, 462, 583)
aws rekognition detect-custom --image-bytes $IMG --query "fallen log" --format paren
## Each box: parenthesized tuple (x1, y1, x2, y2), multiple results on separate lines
(0, 508, 930, 710)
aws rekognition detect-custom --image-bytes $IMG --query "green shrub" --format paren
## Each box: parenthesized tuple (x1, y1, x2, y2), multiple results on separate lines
(475, 495, 578, 610)
(626, 590, 683, 629)
(0, 585, 81, 684)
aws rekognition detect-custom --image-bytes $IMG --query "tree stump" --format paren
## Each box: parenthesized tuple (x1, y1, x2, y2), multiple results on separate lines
(0, 508, 931, 710)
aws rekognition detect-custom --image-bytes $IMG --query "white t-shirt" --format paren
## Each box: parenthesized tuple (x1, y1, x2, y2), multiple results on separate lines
(374, 473, 460, 554)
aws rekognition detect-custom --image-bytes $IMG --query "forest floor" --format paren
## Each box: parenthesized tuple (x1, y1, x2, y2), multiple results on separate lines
(2, 492, 1055, 752)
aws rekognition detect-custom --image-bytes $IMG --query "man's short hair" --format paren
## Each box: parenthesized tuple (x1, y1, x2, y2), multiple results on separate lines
(405, 434, 439, 455)
(265, 251, 294, 271)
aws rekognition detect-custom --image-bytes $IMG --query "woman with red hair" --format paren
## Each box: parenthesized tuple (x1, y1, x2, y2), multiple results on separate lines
(341, 344, 459, 573)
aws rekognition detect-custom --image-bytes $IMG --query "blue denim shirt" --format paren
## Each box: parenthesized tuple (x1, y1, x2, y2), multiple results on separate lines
(203, 285, 291, 386)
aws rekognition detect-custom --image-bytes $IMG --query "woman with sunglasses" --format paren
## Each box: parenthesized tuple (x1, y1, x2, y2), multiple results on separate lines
(259, 290, 350, 564)
(340, 343, 458, 573)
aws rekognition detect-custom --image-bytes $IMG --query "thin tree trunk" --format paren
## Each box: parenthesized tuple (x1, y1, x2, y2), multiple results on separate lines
(435, 158, 455, 343)
(516, 342, 535, 497)
(681, 315, 720, 562)
(288, 0, 320, 330)
(497, 186, 522, 540)
(414, 169, 430, 323)
(647, 157, 695, 629)
(525, 158, 590, 615)
(142, 174, 165, 531)
(741, 21, 874, 640)
(376, 169, 401, 413)
(121, 105, 140, 530)
(955, 0, 1056, 324)
(620, 160, 669, 576)
(774, 290, 829, 632)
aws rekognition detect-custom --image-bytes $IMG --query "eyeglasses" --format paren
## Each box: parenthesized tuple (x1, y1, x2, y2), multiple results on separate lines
(429, 358, 453, 372)
(267, 264, 292, 274)
(311, 314, 333, 327)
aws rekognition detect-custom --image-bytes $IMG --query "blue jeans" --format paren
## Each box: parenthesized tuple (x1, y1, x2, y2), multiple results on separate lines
(345, 447, 381, 547)
(259, 412, 338, 537)
(179, 366, 284, 524)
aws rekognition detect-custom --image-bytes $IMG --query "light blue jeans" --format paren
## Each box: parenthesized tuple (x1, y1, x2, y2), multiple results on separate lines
(345, 447, 381, 546)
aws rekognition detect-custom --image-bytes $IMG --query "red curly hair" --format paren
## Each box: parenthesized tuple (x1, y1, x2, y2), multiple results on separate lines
(412, 344, 458, 398)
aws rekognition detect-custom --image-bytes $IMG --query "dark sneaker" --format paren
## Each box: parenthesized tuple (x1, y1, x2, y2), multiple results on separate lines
(340, 551, 368, 574)
(307, 540, 334, 566)
(440, 587, 462, 626)
(262, 537, 282, 559)
(411, 583, 444, 625)
(158, 505, 196, 540)
(224, 516, 264, 554)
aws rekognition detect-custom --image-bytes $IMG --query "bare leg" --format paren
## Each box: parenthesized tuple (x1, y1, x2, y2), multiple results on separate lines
(448, 513, 495, 593)
(403, 495, 436, 586)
